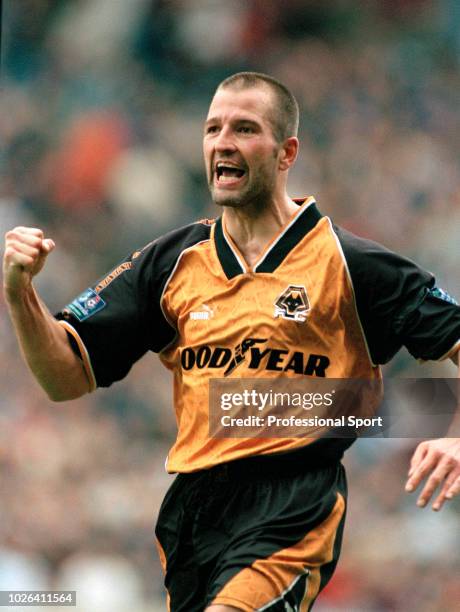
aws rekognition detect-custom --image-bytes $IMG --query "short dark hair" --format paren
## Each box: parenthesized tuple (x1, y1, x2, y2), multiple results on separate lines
(217, 72, 299, 143)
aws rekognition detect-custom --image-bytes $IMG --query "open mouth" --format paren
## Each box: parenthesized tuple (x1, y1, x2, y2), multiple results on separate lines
(215, 162, 246, 185)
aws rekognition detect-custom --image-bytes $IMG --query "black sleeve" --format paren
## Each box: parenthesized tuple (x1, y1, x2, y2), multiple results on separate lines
(55, 221, 212, 387)
(55, 243, 169, 387)
(334, 225, 460, 364)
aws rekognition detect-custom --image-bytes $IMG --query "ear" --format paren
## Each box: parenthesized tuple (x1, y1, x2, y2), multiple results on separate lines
(278, 137, 299, 171)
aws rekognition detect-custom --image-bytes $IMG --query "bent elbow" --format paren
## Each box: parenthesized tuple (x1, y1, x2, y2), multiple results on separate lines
(41, 363, 92, 402)
(47, 390, 76, 402)
(44, 380, 90, 402)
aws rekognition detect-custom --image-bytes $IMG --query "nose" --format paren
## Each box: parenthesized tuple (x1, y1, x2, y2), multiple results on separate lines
(214, 126, 237, 154)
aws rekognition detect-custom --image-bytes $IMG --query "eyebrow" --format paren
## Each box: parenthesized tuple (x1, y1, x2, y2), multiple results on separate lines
(204, 116, 261, 127)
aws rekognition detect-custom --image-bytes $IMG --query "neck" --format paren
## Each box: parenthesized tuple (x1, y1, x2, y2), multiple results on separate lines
(222, 192, 300, 267)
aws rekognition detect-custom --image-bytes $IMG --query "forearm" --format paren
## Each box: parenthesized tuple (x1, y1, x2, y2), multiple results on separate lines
(5, 284, 90, 401)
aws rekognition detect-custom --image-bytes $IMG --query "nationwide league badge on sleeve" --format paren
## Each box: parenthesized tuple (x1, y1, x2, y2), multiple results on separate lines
(429, 286, 459, 306)
(66, 288, 107, 322)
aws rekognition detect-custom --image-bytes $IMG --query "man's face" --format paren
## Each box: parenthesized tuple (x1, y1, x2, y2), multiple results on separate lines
(203, 86, 281, 209)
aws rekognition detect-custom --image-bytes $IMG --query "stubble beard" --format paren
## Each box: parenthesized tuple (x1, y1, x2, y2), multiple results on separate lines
(209, 165, 277, 212)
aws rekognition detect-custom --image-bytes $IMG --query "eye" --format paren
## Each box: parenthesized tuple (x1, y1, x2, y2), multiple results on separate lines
(205, 125, 219, 134)
(238, 125, 254, 134)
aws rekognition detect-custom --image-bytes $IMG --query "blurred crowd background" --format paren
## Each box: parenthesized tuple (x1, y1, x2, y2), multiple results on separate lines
(1, 1, 460, 610)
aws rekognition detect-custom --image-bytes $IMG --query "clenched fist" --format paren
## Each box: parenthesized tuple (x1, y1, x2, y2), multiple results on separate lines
(3, 227, 55, 300)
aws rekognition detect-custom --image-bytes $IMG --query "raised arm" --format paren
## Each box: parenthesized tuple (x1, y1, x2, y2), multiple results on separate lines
(3, 227, 91, 401)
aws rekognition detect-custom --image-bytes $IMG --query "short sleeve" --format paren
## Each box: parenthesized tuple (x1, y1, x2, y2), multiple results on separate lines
(334, 225, 460, 364)
(54, 221, 213, 388)
(55, 244, 175, 388)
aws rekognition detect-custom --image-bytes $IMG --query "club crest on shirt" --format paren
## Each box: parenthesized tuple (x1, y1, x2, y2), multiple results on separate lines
(274, 285, 310, 323)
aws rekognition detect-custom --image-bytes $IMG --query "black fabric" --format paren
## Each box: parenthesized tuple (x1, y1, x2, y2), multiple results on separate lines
(334, 225, 460, 364)
(214, 216, 244, 279)
(214, 202, 323, 278)
(203, 437, 353, 478)
(401, 290, 460, 360)
(55, 221, 211, 387)
(256, 202, 323, 273)
(155, 460, 347, 612)
(56, 249, 155, 386)
(314, 484, 348, 608)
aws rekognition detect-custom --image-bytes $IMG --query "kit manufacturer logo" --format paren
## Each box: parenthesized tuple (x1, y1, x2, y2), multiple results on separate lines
(189, 304, 214, 320)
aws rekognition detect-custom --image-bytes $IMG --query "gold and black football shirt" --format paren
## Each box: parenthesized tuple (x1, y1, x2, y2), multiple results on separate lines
(56, 198, 460, 472)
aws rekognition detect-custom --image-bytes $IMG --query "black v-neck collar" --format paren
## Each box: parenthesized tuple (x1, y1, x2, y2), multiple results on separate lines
(214, 199, 323, 279)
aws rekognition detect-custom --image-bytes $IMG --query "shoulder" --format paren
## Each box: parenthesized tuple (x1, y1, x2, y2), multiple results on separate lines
(140, 219, 213, 257)
(132, 219, 213, 278)
(328, 222, 437, 364)
(330, 222, 434, 292)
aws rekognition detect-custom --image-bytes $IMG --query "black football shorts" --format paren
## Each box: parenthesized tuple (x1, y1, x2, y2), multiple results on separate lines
(155, 450, 347, 612)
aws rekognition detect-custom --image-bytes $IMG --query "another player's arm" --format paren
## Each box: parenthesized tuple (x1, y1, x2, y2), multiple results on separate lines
(3, 227, 91, 401)
(405, 350, 460, 510)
